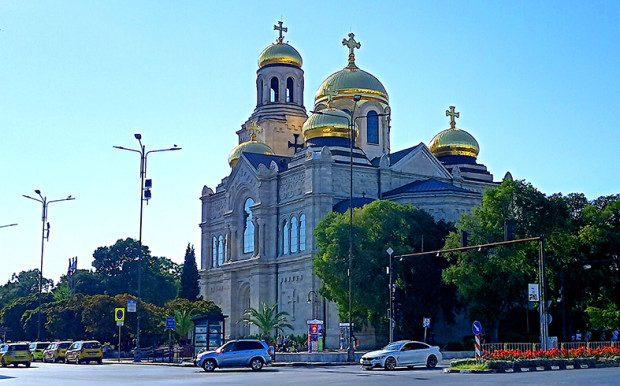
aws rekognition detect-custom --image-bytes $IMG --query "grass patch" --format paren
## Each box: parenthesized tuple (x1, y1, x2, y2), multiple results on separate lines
(450, 362, 489, 370)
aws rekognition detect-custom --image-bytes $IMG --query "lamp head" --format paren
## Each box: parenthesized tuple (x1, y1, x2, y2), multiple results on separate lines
(353, 94, 362, 102)
(35, 189, 41, 195)
(134, 133, 142, 140)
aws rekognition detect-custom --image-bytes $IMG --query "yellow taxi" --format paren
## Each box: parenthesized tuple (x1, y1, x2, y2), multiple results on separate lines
(0, 342, 32, 367)
(64, 341, 103, 364)
(43, 341, 73, 363)
(29, 341, 51, 361)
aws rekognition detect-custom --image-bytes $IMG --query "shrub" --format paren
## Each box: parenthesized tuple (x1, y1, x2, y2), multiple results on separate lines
(450, 358, 479, 368)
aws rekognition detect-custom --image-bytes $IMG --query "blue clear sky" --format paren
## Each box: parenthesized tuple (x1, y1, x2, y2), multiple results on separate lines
(1, 1, 619, 285)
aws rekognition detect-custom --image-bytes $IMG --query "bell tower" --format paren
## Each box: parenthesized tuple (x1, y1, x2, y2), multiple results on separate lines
(238, 21, 308, 157)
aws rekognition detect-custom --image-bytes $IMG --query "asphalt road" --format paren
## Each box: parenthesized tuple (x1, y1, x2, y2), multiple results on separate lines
(1, 361, 619, 385)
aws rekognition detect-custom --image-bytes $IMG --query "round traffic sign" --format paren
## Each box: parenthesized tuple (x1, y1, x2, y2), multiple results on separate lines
(472, 321, 482, 335)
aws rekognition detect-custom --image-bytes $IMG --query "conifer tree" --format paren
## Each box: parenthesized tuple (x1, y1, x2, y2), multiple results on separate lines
(180, 243, 200, 301)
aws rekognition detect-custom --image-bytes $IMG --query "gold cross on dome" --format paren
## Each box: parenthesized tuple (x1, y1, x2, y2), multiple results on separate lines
(246, 120, 262, 140)
(446, 106, 460, 129)
(342, 33, 361, 65)
(324, 84, 337, 106)
(274, 21, 287, 44)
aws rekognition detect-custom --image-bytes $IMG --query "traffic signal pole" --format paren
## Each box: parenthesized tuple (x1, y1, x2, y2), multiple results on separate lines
(395, 235, 549, 350)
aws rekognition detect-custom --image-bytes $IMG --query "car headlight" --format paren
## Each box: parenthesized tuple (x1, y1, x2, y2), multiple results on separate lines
(375, 355, 385, 360)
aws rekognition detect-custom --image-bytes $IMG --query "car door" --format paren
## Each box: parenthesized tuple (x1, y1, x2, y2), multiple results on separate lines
(410, 342, 431, 365)
(217, 342, 239, 366)
(398, 343, 416, 365)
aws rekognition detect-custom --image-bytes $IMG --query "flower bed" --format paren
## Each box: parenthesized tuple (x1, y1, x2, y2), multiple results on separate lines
(450, 347, 620, 371)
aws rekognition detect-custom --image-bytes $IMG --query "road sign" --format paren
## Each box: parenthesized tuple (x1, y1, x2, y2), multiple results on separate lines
(117, 321, 124, 326)
(472, 321, 482, 335)
(115, 308, 125, 322)
(166, 316, 175, 329)
(528, 283, 540, 301)
(423, 317, 431, 328)
(127, 299, 137, 312)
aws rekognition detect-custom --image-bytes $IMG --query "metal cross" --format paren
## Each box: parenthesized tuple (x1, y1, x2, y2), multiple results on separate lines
(274, 21, 287, 43)
(446, 106, 460, 128)
(324, 84, 338, 106)
(246, 120, 262, 140)
(342, 33, 361, 64)
(288, 133, 304, 153)
(287, 289, 298, 320)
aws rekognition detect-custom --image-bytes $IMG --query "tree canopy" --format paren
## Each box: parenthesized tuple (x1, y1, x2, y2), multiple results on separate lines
(179, 243, 200, 301)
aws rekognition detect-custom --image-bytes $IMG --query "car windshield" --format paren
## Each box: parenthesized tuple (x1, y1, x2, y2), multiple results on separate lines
(11, 344, 29, 351)
(382, 342, 404, 351)
(59, 343, 72, 348)
(37, 343, 50, 349)
(83, 342, 101, 349)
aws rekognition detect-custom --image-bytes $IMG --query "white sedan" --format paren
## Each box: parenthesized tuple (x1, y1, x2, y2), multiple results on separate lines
(360, 340, 442, 370)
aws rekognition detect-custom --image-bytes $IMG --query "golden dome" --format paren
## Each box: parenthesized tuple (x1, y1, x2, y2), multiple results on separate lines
(302, 108, 357, 142)
(429, 127, 480, 158)
(258, 43, 302, 68)
(315, 66, 388, 105)
(228, 140, 274, 168)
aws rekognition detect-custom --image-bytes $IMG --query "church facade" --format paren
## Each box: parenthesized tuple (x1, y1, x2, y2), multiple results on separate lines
(199, 23, 497, 347)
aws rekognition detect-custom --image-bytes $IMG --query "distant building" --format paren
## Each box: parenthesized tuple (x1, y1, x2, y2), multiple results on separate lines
(199, 23, 497, 348)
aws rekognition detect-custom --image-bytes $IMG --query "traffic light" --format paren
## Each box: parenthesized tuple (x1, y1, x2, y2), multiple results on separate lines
(393, 288, 404, 322)
(460, 230, 469, 247)
(143, 179, 152, 201)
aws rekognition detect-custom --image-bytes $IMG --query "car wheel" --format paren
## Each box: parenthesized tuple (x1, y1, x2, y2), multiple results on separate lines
(86, 360, 91, 364)
(26, 362, 31, 368)
(97, 358, 102, 364)
(426, 355, 438, 368)
(202, 359, 216, 372)
(1, 358, 6, 367)
(13, 363, 17, 367)
(250, 358, 264, 371)
(384, 357, 397, 371)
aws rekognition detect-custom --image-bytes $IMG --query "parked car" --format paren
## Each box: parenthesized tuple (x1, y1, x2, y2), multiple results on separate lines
(1, 342, 32, 367)
(29, 341, 51, 361)
(194, 339, 273, 372)
(360, 340, 442, 370)
(65, 341, 103, 364)
(43, 341, 73, 363)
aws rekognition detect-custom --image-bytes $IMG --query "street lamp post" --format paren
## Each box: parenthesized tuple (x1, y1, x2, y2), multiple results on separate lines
(311, 104, 391, 361)
(386, 247, 394, 343)
(23, 190, 74, 340)
(113, 134, 181, 361)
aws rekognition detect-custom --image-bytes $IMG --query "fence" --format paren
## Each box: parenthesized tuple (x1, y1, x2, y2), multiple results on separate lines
(482, 341, 620, 354)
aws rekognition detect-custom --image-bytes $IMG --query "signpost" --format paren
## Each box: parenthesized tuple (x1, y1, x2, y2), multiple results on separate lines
(127, 299, 137, 313)
(423, 317, 431, 342)
(528, 283, 540, 302)
(166, 316, 176, 363)
(472, 321, 482, 359)
(115, 308, 125, 362)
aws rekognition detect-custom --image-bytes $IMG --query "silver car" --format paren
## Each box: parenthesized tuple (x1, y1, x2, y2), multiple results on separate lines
(360, 340, 442, 370)
(194, 339, 273, 372)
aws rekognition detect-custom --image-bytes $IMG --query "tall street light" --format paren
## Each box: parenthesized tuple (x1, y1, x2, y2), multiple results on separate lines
(113, 134, 181, 361)
(311, 104, 391, 361)
(23, 190, 74, 340)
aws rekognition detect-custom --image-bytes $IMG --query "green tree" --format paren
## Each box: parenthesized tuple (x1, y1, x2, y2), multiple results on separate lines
(0, 269, 53, 310)
(313, 200, 454, 338)
(179, 243, 200, 301)
(163, 298, 221, 343)
(0, 293, 54, 341)
(585, 304, 620, 330)
(240, 302, 292, 342)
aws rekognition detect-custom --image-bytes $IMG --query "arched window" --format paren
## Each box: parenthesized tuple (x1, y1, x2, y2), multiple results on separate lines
(270, 77, 279, 102)
(299, 214, 306, 251)
(212, 236, 217, 268)
(290, 217, 298, 253)
(243, 198, 255, 254)
(283, 220, 289, 255)
(367, 110, 379, 144)
(258, 79, 263, 106)
(224, 234, 228, 262)
(286, 77, 294, 103)
(218, 235, 224, 266)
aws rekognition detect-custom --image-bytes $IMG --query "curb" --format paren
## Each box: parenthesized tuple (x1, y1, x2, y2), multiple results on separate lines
(444, 363, 617, 374)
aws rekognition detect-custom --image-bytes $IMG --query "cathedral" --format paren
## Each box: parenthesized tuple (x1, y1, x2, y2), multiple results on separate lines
(199, 22, 498, 348)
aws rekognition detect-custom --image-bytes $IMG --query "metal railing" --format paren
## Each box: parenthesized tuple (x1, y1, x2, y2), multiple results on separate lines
(482, 341, 620, 354)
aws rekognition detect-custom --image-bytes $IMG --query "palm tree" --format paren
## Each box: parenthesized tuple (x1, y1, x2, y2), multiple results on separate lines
(240, 302, 292, 342)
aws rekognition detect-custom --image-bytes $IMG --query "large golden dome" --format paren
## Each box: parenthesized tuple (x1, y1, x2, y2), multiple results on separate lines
(315, 66, 388, 105)
(258, 42, 302, 68)
(429, 128, 480, 158)
(302, 108, 357, 142)
(228, 140, 274, 168)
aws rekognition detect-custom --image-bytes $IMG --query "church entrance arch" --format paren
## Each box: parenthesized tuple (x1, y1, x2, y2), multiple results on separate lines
(237, 282, 251, 337)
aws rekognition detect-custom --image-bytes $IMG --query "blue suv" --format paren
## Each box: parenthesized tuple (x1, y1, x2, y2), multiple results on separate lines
(195, 339, 273, 372)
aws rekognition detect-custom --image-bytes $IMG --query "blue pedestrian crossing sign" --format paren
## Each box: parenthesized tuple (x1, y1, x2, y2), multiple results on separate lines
(166, 316, 176, 329)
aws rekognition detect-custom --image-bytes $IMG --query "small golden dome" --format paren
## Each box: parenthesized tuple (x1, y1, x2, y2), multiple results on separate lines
(315, 66, 388, 105)
(429, 128, 480, 158)
(228, 140, 274, 168)
(258, 43, 302, 68)
(302, 108, 357, 142)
